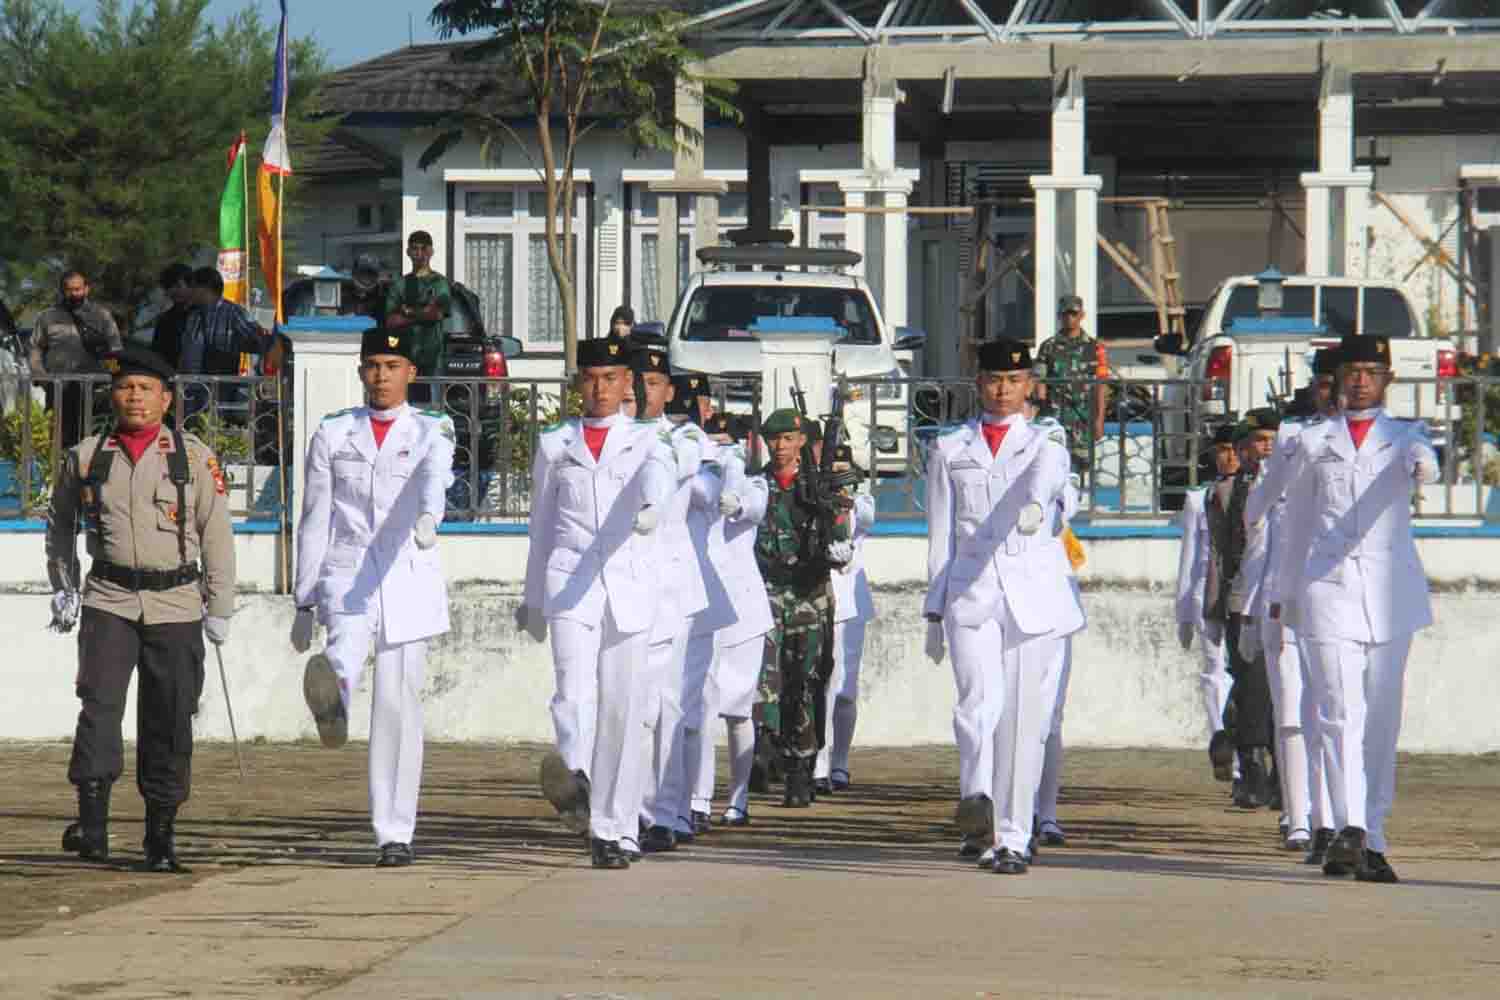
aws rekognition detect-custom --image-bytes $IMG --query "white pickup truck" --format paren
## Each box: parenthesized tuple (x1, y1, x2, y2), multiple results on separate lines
(1158, 275, 1458, 472)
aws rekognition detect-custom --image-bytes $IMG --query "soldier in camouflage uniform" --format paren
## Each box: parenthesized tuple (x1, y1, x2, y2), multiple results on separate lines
(753, 409, 851, 808)
(1034, 295, 1108, 478)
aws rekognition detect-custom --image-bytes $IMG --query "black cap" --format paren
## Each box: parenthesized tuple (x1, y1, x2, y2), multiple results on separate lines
(1312, 347, 1340, 377)
(1338, 333, 1391, 366)
(1211, 425, 1237, 446)
(666, 373, 707, 417)
(101, 345, 174, 384)
(629, 329, 670, 376)
(977, 338, 1033, 373)
(353, 253, 382, 277)
(361, 327, 415, 362)
(577, 335, 631, 369)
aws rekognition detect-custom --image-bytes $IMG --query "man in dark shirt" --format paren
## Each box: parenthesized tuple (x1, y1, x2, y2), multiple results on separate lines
(150, 263, 193, 370)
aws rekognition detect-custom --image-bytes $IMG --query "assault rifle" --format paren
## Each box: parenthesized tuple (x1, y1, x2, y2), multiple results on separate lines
(788, 371, 851, 558)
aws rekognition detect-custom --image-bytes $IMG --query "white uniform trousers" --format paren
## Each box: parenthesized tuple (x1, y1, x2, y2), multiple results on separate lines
(635, 623, 691, 832)
(1262, 618, 1331, 837)
(815, 619, 866, 781)
(948, 604, 1050, 855)
(681, 631, 716, 820)
(703, 632, 764, 816)
(549, 610, 647, 843)
(1036, 635, 1072, 825)
(1199, 619, 1230, 734)
(1303, 635, 1412, 853)
(325, 611, 427, 848)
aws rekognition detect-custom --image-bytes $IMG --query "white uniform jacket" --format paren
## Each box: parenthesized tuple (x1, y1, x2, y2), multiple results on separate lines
(831, 492, 876, 625)
(649, 418, 710, 642)
(294, 405, 455, 645)
(523, 416, 675, 635)
(695, 446, 773, 647)
(1270, 409, 1436, 644)
(1174, 488, 1210, 625)
(1244, 417, 1317, 529)
(924, 417, 1084, 637)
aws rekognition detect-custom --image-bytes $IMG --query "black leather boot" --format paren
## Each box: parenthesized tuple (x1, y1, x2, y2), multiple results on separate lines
(782, 759, 811, 808)
(143, 802, 188, 874)
(1233, 748, 1272, 809)
(62, 778, 111, 862)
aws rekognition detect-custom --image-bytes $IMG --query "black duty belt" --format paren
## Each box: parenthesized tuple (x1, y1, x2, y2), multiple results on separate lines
(90, 561, 201, 592)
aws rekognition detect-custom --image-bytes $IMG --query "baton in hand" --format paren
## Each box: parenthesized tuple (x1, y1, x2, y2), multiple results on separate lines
(214, 644, 247, 781)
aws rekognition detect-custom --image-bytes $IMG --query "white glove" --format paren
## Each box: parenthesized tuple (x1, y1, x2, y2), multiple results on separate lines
(925, 620, 945, 665)
(290, 608, 316, 653)
(827, 540, 854, 566)
(1237, 619, 1261, 660)
(633, 505, 659, 535)
(1017, 501, 1045, 536)
(48, 589, 81, 634)
(719, 491, 742, 518)
(204, 616, 231, 646)
(414, 512, 438, 550)
(1177, 622, 1194, 651)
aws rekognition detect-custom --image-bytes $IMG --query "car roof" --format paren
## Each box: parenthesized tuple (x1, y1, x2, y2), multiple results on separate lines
(1219, 275, 1407, 290)
(689, 269, 865, 290)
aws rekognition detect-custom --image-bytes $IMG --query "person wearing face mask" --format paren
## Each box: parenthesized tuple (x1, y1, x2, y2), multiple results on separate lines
(291, 326, 456, 869)
(31, 270, 125, 448)
(924, 338, 1082, 875)
(44, 346, 235, 873)
(1268, 333, 1437, 885)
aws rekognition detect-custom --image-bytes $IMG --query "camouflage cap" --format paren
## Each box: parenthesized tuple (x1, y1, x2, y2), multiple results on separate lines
(761, 408, 806, 435)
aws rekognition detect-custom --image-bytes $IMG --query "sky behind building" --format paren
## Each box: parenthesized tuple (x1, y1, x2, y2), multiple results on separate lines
(63, 0, 443, 68)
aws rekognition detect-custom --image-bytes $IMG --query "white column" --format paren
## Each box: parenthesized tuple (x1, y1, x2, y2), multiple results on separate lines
(1074, 185, 1099, 323)
(1304, 186, 1331, 277)
(1032, 187, 1058, 347)
(1299, 173, 1372, 278)
(843, 188, 867, 281)
(1051, 69, 1086, 180)
(655, 193, 679, 321)
(284, 318, 371, 539)
(1343, 182, 1370, 278)
(882, 187, 909, 328)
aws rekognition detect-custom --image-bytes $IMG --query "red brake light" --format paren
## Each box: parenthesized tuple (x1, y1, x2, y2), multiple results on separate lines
(484, 350, 507, 379)
(1437, 349, 1457, 379)
(1202, 345, 1232, 401)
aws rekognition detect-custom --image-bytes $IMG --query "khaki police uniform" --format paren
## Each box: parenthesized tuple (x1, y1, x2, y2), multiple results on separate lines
(46, 427, 235, 806)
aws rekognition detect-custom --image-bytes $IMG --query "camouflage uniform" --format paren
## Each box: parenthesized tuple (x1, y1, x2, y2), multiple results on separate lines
(754, 475, 848, 761)
(1035, 330, 1105, 474)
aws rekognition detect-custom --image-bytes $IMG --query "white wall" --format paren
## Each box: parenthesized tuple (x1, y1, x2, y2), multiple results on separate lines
(4, 533, 1496, 752)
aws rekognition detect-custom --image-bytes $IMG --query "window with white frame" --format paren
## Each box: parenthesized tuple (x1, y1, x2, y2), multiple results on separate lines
(628, 182, 750, 323)
(453, 184, 586, 347)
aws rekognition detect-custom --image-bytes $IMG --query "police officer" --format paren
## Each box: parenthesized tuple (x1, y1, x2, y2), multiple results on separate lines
(45, 346, 235, 872)
(1269, 333, 1436, 884)
(519, 334, 674, 869)
(924, 338, 1082, 874)
(31, 270, 125, 448)
(754, 408, 851, 808)
(291, 326, 456, 868)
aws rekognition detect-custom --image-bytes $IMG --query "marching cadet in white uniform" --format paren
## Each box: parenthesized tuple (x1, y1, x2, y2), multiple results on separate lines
(1176, 427, 1239, 783)
(815, 456, 875, 795)
(1247, 348, 1340, 864)
(925, 339, 1083, 875)
(1270, 333, 1437, 884)
(1034, 445, 1084, 849)
(627, 339, 708, 854)
(293, 327, 455, 867)
(519, 335, 674, 870)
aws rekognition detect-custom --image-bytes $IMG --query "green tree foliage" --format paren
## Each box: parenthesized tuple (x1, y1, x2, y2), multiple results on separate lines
(0, 0, 328, 318)
(424, 0, 738, 372)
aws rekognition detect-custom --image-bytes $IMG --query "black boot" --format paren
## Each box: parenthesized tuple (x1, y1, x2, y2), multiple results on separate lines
(782, 759, 811, 808)
(1233, 748, 1272, 809)
(1323, 825, 1366, 877)
(142, 802, 188, 874)
(62, 778, 111, 862)
(1304, 828, 1336, 866)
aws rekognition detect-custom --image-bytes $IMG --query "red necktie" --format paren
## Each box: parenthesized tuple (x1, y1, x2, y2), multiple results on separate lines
(583, 424, 609, 460)
(370, 419, 393, 450)
(982, 422, 1009, 456)
(1347, 418, 1374, 450)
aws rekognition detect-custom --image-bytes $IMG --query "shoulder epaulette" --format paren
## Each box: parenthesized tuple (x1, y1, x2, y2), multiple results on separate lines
(417, 408, 449, 421)
(321, 407, 358, 422)
(539, 417, 570, 434)
(936, 421, 967, 437)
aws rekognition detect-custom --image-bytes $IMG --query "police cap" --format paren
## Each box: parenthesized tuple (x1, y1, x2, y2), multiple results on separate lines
(361, 326, 416, 362)
(1338, 333, 1391, 367)
(977, 337, 1033, 373)
(102, 345, 174, 384)
(577, 335, 631, 369)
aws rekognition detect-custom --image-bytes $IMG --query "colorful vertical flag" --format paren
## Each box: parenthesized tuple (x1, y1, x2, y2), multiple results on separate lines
(258, 0, 292, 323)
(218, 133, 249, 306)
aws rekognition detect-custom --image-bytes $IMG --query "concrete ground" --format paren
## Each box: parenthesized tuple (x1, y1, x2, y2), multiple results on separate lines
(2, 742, 1499, 999)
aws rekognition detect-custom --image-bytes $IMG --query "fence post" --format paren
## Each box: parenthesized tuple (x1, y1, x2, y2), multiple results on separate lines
(19, 376, 34, 518)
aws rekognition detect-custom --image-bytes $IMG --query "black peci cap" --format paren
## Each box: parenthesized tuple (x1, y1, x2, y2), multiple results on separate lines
(361, 327, 416, 362)
(1312, 347, 1340, 377)
(101, 345, 175, 384)
(977, 338, 1033, 373)
(577, 335, 631, 369)
(1338, 334, 1391, 367)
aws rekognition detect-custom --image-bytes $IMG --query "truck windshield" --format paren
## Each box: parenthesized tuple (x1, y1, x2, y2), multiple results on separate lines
(1221, 285, 1315, 330)
(1363, 287, 1415, 338)
(679, 286, 880, 345)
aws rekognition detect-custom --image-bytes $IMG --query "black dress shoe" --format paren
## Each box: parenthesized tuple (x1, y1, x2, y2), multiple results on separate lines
(991, 848, 1028, 875)
(620, 839, 642, 863)
(591, 837, 630, 869)
(691, 810, 712, 836)
(1326, 826, 1367, 868)
(813, 777, 834, 796)
(830, 770, 850, 792)
(955, 794, 994, 838)
(376, 842, 413, 868)
(1355, 849, 1399, 884)
(673, 824, 696, 846)
(643, 825, 677, 853)
(1209, 730, 1235, 782)
(958, 835, 983, 860)
(1304, 828, 1336, 866)
(718, 810, 750, 827)
(1038, 821, 1066, 847)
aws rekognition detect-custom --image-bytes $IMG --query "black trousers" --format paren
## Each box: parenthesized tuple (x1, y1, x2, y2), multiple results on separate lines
(1225, 614, 1273, 750)
(43, 382, 87, 450)
(67, 607, 206, 806)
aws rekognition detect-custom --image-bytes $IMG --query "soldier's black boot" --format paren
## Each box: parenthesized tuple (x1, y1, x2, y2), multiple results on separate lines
(782, 758, 811, 808)
(1304, 828, 1336, 866)
(143, 802, 188, 874)
(62, 778, 111, 862)
(749, 727, 770, 794)
(1323, 825, 1366, 878)
(1233, 748, 1271, 809)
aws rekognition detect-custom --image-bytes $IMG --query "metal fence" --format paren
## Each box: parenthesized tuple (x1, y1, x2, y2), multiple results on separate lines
(0, 373, 290, 523)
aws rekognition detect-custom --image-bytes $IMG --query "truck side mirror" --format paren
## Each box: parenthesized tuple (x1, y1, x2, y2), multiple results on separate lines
(495, 335, 523, 358)
(892, 327, 927, 351)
